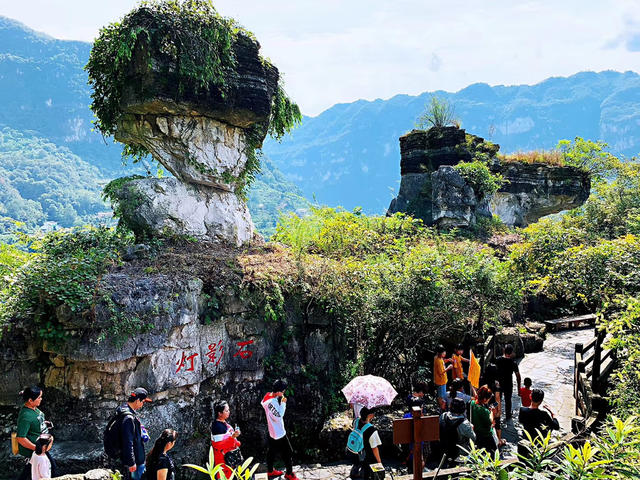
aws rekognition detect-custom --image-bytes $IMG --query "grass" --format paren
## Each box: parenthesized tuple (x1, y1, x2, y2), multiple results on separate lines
(499, 150, 565, 166)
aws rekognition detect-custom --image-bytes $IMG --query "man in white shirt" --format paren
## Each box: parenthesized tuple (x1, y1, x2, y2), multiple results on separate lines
(261, 380, 298, 480)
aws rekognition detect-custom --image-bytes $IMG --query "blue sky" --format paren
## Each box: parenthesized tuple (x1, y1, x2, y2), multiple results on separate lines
(2, 0, 639, 116)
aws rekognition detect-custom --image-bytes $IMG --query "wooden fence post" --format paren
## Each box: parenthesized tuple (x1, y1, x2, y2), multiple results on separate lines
(592, 328, 604, 393)
(574, 343, 583, 415)
(412, 407, 423, 480)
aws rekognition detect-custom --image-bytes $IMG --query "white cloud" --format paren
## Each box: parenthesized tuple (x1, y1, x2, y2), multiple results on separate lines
(1, 1, 639, 116)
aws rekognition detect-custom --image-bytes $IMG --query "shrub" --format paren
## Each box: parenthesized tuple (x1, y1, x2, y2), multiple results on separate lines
(454, 160, 505, 199)
(0, 227, 134, 343)
(558, 137, 619, 181)
(272, 208, 522, 389)
(603, 296, 640, 417)
(273, 207, 431, 258)
(525, 235, 640, 312)
(462, 416, 640, 479)
(416, 96, 458, 129)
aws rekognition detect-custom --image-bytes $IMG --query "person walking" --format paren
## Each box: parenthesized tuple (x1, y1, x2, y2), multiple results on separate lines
(211, 400, 243, 478)
(16, 386, 57, 480)
(495, 344, 521, 420)
(261, 380, 298, 480)
(518, 389, 560, 441)
(350, 407, 383, 480)
(145, 429, 178, 480)
(117, 387, 152, 479)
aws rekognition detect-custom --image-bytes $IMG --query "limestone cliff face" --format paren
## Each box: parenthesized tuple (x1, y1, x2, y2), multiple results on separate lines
(111, 178, 255, 245)
(489, 162, 590, 227)
(388, 127, 591, 227)
(0, 246, 342, 475)
(109, 31, 280, 245)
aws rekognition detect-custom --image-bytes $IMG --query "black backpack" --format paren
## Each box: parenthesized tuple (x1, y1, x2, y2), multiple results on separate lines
(439, 415, 465, 460)
(103, 408, 134, 459)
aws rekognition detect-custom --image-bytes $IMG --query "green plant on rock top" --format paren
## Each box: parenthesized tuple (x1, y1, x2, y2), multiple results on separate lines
(416, 95, 458, 129)
(0, 227, 134, 343)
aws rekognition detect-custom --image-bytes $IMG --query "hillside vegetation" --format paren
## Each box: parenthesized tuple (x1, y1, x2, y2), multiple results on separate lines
(2, 138, 640, 407)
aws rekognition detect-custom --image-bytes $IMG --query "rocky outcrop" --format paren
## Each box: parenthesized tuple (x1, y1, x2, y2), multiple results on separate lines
(53, 469, 114, 480)
(489, 162, 591, 227)
(431, 166, 491, 228)
(110, 178, 256, 245)
(388, 127, 591, 228)
(0, 249, 343, 476)
(109, 28, 281, 245)
(120, 31, 278, 133)
(116, 115, 251, 191)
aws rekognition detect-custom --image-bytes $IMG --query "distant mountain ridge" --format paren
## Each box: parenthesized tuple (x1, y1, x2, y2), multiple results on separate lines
(0, 16, 306, 237)
(263, 70, 640, 213)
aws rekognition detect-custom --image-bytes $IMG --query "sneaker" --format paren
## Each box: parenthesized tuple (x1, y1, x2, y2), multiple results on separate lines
(285, 474, 299, 480)
(268, 471, 284, 478)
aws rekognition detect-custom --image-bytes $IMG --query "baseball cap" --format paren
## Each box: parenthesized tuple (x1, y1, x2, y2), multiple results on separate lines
(129, 387, 152, 402)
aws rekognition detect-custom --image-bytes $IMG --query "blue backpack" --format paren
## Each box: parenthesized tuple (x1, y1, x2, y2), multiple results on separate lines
(346, 419, 373, 459)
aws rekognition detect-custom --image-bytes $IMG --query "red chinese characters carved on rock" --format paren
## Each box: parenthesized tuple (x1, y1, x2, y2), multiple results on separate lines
(206, 340, 224, 366)
(175, 351, 199, 373)
(233, 340, 254, 359)
(175, 340, 255, 374)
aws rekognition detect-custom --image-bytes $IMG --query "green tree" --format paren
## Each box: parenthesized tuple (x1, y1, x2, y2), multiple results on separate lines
(558, 137, 619, 182)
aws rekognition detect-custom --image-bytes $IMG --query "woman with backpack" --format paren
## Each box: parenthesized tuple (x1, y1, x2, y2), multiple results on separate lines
(347, 406, 382, 480)
(145, 429, 178, 480)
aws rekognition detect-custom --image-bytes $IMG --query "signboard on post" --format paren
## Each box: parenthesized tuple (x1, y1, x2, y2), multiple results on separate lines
(392, 407, 440, 480)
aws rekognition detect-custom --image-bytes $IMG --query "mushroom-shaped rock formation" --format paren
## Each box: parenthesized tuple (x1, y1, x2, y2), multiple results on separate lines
(88, 1, 299, 245)
(388, 127, 590, 227)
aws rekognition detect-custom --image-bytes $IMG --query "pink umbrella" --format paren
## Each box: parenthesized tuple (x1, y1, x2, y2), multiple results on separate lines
(342, 375, 398, 408)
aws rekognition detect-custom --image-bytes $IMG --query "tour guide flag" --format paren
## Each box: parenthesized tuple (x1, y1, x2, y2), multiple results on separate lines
(469, 350, 481, 388)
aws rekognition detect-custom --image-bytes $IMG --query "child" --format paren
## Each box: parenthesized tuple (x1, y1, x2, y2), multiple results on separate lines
(519, 377, 533, 407)
(434, 346, 453, 411)
(31, 433, 53, 480)
(448, 344, 470, 381)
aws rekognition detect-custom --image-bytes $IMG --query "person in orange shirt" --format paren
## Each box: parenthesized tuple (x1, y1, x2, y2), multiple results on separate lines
(447, 344, 470, 381)
(434, 345, 452, 411)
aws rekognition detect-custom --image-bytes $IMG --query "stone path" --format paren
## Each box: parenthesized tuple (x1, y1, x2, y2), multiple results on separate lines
(500, 326, 595, 447)
(284, 327, 597, 478)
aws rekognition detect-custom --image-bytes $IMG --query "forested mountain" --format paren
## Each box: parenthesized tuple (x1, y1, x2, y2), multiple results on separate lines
(3, 15, 640, 229)
(0, 16, 307, 238)
(263, 70, 640, 213)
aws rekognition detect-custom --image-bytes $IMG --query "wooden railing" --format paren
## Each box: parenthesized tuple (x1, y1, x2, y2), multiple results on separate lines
(573, 325, 615, 432)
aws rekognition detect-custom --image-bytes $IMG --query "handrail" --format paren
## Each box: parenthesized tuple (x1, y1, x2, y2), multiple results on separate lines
(573, 324, 614, 434)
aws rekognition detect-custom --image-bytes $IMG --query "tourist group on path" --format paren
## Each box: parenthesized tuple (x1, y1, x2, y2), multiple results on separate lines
(14, 344, 560, 480)
(13, 380, 299, 480)
(430, 343, 559, 464)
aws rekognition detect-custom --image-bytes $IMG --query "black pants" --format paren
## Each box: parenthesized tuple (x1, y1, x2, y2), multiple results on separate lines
(267, 435, 293, 475)
(503, 386, 513, 419)
(476, 434, 497, 454)
(17, 451, 58, 480)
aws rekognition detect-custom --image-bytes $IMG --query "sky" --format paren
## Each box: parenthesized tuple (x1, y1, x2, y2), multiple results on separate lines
(2, 0, 640, 116)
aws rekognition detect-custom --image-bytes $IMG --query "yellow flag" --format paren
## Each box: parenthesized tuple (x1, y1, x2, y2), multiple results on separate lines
(469, 350, 481, 388)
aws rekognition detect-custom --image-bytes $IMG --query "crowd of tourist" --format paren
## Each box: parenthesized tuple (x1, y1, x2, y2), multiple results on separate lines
(13, 343, 559, 480)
